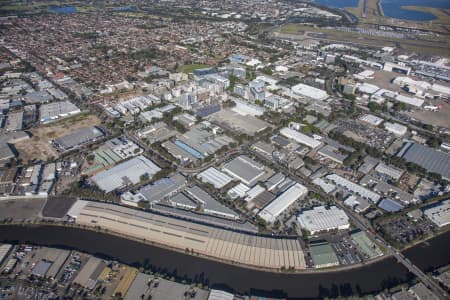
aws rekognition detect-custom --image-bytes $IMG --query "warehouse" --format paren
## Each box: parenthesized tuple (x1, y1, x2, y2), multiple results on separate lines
(394, 94, 424, 107)
(72, 201, 306, 270)
(197, 167, 233, 189)
(39, 100, 81, 123)
(397, 142, 450, 180)
(222, 155, 267, 186)
(423, 200, 450, 228)
(258, 183, 308, 223)
(384, 122, 407, 136)
(92, 155, 161, 193)
(291, 83, 328, 101)
(139, 173, 186, 203)
(227, 183, 250, 199)
(374, 162, 404, 181)
(298, 206, 350, 234)
(326, 174, 381, 203)
(54, 127, 104, 151)
(377, 198, 404, 213)
(280, 127, 322, 149)
(317, 145, 347, 164)
(0, 244, 12, 265)
(186, 186, 239, 220)
(359, 114, 383, 126)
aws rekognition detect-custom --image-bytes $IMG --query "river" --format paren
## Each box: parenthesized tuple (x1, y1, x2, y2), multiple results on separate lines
(3, 225, 440, 298)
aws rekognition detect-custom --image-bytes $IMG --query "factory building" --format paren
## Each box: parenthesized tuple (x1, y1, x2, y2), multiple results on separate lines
(197, 167, 233, 189)
(280, 127, 322, 149)
(291, 83, 328, 101)
(39, 100, 81, 123)
(222, 155, 266, 186)
(258, 183, 308, 223)
(384, 122, 407, 136)
(92, 155, 161, 193)
(423, 200, 450, 228)
(53, 127, 104, 151)
(298, 206, 350, 234)
(326, 174, 381, 203)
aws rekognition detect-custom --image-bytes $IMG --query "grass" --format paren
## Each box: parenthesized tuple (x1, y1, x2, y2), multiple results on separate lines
(177, 63, 209, 73)
(275, 23, 450, 56)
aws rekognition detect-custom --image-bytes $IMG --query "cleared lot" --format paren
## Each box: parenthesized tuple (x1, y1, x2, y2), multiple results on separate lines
(15, 113, 101, 161)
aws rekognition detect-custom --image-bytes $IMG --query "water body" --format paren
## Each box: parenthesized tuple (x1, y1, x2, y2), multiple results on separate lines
(0, 225, 416, 299)
(50, 6, 77, 14)
(314, 0, 359, 9)
(381, 0, 450, 21)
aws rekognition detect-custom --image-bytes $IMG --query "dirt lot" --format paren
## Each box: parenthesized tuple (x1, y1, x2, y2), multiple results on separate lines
(14, 113, 101, 161)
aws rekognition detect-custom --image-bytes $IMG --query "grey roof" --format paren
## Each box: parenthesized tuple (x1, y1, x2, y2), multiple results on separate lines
(55, 127, 104, 150)
(222, 155, 266, 186)
(124, 273, 153, 300)
(0, 144, 15, 161)
(397, 142, 450, 180)
(378, 198, 404, 212)
(139, 173, 186, 202)
(32, 260, 52, 277)
(92, 155, 161, 193)
(186, 186, 238, 218)
(171, 193, 198, 208)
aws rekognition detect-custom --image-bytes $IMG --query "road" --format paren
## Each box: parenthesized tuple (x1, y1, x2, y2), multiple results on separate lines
(247, 147, 448, 300)
(126, 123, 447, 298)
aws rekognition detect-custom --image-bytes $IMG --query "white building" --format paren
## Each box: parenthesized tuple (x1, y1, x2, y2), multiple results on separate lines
(291, 83, 328, 101)
(280, 127, 322, 149)
(326, 174, 381, 203)
(197, 167, 233, 189)
(423, 200, 450, 228)
(298, 206, 350, 234)
(258, 183, 308, 223)
(384, 122, 407, 136)
(359, 114, 384, 126)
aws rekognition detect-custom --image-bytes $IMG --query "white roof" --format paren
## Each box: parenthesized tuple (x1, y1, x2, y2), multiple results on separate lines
(280, 127, 322, 149)
(423, 200, 450, 227)
(245, 184, 265, 202)
(208, 289, 234, 300)
(431, 83, 450, 95)
(232, 98, 265, 116)
(291, 83, 328, 101)
(312, 177, 336, 194)
(298, 206, 349, 233)
(357, 82, 380, 95)
(197, 167, 233, 189)
(92, 155, 161, 193)
(395, 94, 424, 107)
(326, 174, 380, 203)
(258, 183, 308, 223)
(359, 114, 384, 126)
(384, 122, 407, 135)
(67, 200, 89, 218)
(227, 183, 250, 199)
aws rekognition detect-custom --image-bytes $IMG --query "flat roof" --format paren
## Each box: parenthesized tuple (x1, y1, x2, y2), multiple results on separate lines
(55, 127, 104, 150)
(423, 200, 450, 227)
(397, 142, 450, 180)
(197, 167, 233, 189)
(378, 198, 404, 212)
(280, 127, 322, 149)
(258, 183, 307, 223)
(139, 173, 186, 203)
(310, 242, 339, 268)
(92, 155, 161, 193)
(222, 155, 266, 186)
(298, 206, 349, 233)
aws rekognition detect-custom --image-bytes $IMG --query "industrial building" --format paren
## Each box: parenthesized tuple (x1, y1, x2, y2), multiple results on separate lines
(258, 183, 308, 223)
(280, 127, 322, 149)
(291, 83, 328, 101)
(138, 173, 186, 203)
(374, 162, 404, 181)
(326, 174, 381, 203)
(359, 114, 383, 126)
(186, 186, 239, 220)
(384, 122, 407, 136)
(71, 201, 307, 270)
(39, 100, 81, 123)
(222, 155, 267, 186)
(298, 206, 350, 234)
(92, 155, 161, 193)
(377, 198, 404, 213)
(423, 200, 450, 228)
(197, 167, 233, 189)
(317, 145, 347, 164)
(397, 142, 450, 180)
(54, 126, 104, 151)
(383, 62, 411, 75)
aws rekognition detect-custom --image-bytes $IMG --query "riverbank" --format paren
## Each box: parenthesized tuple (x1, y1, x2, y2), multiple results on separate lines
(0, 224, 414, 298)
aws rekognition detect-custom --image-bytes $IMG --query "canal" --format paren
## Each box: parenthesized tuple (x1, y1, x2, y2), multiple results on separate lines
(0, 225, 448, 298)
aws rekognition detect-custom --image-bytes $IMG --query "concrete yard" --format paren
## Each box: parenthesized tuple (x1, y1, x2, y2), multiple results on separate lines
(0, 198, 46, 220)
